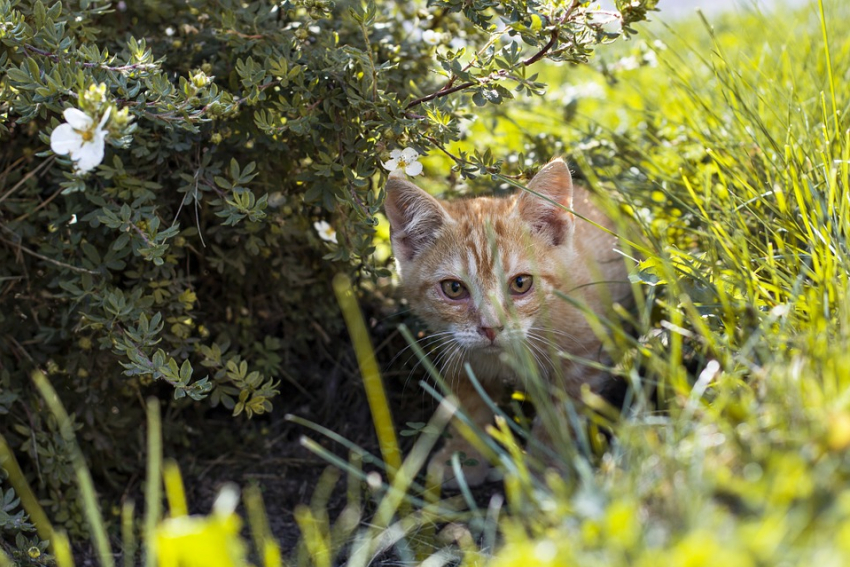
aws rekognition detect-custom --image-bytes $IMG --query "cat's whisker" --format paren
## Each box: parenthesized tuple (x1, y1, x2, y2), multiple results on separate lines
(522, 338, 552, 374)
(399, 333, 457, 395)
(523, 349, 547, 380)
(437, 343, 463, 383)
(397, 333, 455, 370)
(527, 328, 588, 355)
(413, 336, 461, 384)
(448, 346, 466, 393)
(387, 330, 455, 367)
(435, 345, 455, 378)
(524, 333, 562, 373)
(448, 345, 467, 384)
(525, 338, 560, 368)
(527, 325, 585, 346)
(431, 344, 456, 376)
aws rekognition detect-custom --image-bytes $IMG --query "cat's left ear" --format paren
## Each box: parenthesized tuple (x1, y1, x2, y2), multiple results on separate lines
(384, 173, 451, 261)
(517, 158, 575, 246)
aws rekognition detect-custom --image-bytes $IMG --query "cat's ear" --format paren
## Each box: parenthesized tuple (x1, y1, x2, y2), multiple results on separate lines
(384, 173, 451, 260)
(517, 158, 575, 246)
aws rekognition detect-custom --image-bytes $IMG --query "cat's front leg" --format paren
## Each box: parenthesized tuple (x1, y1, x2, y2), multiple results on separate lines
(429, 379, 502, 489)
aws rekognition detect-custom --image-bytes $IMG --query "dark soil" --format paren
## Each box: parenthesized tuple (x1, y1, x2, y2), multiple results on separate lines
(180, 345, 441, 554)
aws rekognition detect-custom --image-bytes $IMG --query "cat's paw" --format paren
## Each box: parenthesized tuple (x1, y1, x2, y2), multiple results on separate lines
(428, 444, 492, 489)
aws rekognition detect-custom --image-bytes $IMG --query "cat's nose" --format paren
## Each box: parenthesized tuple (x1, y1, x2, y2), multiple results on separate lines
(478, 326, 502, 343)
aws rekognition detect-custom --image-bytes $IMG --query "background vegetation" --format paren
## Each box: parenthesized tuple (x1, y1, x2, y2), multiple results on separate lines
(3, 0, 850, 565)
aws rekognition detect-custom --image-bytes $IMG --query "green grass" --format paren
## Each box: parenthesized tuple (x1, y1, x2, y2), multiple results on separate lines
(474, 1, 850, 564)
(5, 1, 850, 565)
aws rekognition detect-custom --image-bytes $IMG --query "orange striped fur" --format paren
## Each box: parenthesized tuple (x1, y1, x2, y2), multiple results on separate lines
(384, 158, 633, 486)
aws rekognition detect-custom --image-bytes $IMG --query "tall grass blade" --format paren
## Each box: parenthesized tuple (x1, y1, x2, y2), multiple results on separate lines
(122, 501, 136, 567)
(52, 531, 75, 567)
(817, 0, 839, 137)
(31, 370, 114, 567)
(144, 397, 162, 567)
(244, 485, 283, 567)
(163, 460, 188, 517)
(0, 433, 53, 542)
(333, 273, 402, 479)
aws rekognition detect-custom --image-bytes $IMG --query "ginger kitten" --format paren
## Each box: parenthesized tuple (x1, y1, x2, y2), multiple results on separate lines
(384, 158, 633, 486)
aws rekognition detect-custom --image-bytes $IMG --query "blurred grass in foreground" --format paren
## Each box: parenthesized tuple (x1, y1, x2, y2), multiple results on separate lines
(5, 1, 850, 565)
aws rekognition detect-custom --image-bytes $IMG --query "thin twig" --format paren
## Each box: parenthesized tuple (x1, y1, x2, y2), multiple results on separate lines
(0, 157, 54, 207)
(406, 81, 477, 110)
(522, 28, 559, 67)
(0, 232, 100, 275)
(23, 44, 159, 72)
(0, 156, 26, 193)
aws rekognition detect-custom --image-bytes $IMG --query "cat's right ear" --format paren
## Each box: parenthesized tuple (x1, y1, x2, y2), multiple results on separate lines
(517, 158, 575, 246)
(384, 174, 450, 261)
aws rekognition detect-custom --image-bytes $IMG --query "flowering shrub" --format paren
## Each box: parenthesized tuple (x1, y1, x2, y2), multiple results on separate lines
(0, 0, 657, 548)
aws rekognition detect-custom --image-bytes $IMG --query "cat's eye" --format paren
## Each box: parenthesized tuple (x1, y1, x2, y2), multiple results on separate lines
(509, 274, 533, 295)
(440, 279, 468, 299)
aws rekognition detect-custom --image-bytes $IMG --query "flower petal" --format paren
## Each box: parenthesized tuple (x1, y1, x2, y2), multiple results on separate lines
(97, 106, 112, 130)
(63, 108, 93, 130)
(313, 220, 337, 243)
(422, 30, 441, 45)
(389, 149, 403, 159)
(50, 124, 83, 156)
(404, 161, 423, 176)
(401, 147, 419, 161)
(72, 137, 105, 173)
(382, 159, 399, 172)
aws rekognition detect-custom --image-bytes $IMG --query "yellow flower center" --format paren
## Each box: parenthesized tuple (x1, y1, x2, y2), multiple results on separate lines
(81, 129, 95, 142)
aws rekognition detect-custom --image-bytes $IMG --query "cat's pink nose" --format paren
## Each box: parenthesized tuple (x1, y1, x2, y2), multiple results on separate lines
(478, 327, 501, 342)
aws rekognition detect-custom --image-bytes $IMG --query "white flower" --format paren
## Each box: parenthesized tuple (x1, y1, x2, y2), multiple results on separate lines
(612, 55, 640, 72)
(314, 220, 337, 244)
(422, 29, 441, 46)
(561, 81, 606, 104)
(643, 49, 658, 68)
(50, 107, 111, 173)
(586, 9, 623, 35)
(382, 148, 423, 177)
(165, 26, 175, 37)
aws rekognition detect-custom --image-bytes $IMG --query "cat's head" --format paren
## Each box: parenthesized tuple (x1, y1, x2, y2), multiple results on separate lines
(384, 159, 578, 356)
